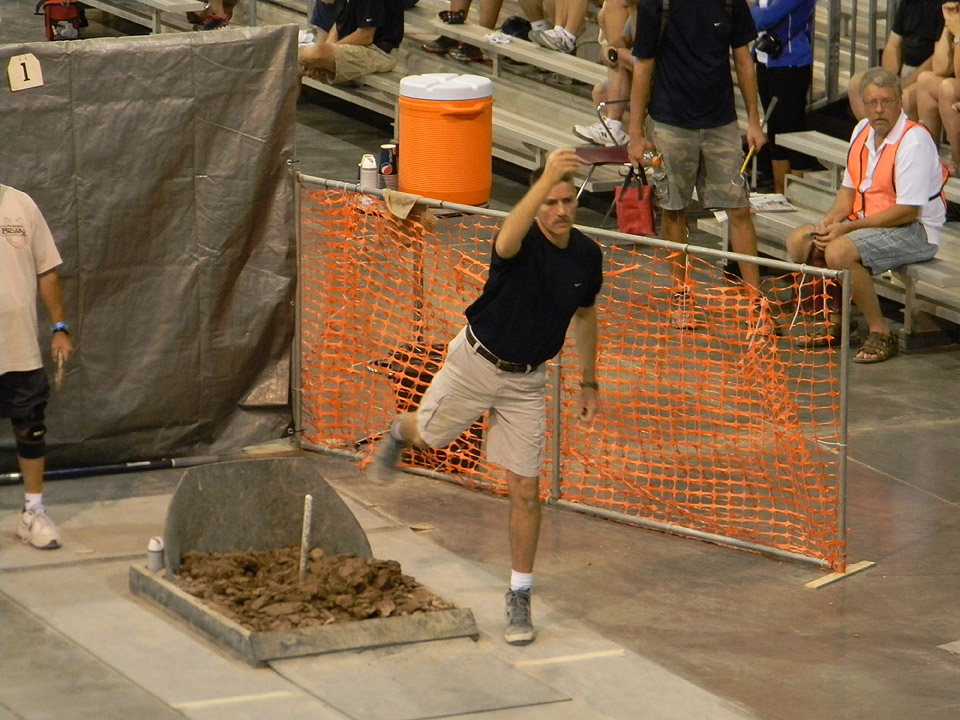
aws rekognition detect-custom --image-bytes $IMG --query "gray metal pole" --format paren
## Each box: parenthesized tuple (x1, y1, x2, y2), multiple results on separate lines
(826, 0, 842, 102)
(867, 0, 879, 69)
(837, 269, 852, 570)
(848, 0, 858, 79)
(292, 163, 303, 449)
(551, 367, 562, 501)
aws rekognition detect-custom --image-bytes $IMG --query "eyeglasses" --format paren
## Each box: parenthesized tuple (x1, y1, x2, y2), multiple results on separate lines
(863, 98, 899, 110)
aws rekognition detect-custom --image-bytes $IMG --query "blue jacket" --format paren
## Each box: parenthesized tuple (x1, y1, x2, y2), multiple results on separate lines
(751, 0, 814, 68)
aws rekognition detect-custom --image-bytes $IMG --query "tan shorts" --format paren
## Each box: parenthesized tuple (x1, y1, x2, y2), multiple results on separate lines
(331, 44, 397, 85)
(651, 120, 750, 211)
(417, 328, 547, 478)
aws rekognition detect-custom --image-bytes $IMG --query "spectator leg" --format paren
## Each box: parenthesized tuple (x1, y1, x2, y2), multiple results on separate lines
(479, 0, 504, 29)
(662, 208, 688, 286)
(554, 0, 588, 36)
(939, 78, 960, 174)
(916, 70, 944, 140)
(726, 207, 761, 291)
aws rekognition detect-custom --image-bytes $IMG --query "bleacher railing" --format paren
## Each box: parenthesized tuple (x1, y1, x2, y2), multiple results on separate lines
(295, 174, 852, 572)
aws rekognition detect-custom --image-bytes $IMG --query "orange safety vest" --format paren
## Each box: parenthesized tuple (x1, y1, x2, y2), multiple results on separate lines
(846, 119, 948, 220)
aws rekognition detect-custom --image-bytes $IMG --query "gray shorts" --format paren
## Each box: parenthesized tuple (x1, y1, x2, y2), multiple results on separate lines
(417, 328, 547, 478)
(848, 223, 938, 274)
(651, 120, 750, 211)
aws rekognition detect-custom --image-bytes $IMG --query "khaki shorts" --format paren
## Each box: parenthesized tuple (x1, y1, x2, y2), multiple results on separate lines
(651, 120, 750, 211)
(331, 44, 397, 85)
(417, 328, 547, 478)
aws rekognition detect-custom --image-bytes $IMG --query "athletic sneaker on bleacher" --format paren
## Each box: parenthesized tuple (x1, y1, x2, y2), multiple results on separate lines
(530, 27, 575, 54)
(573, 120, 628, 146)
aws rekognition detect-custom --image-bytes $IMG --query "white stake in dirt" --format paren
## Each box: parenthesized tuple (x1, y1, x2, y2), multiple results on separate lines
(299, 494, 313, 584)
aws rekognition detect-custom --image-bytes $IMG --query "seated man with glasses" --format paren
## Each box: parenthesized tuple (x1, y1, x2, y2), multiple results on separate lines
(785, 66, 949, 363)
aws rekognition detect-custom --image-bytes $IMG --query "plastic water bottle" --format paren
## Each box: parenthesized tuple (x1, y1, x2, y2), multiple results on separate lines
(644, 152, 666, 191)
(642, 151, 662, 168)
(147, 536, 164, 572)
(359, 154, 378, 188)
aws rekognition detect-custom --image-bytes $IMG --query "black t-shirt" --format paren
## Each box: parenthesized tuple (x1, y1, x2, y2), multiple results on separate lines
(465, 224, 603, 367)
(632, 0, 757, 129)
(333, 0, 404, 53)
(891, 0, 944, 68)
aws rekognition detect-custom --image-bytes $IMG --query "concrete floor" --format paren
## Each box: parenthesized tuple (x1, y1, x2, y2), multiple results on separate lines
(2, 4, 960, 720)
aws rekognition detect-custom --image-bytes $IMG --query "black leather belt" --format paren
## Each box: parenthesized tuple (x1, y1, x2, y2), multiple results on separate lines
(465, 326, 537, 374)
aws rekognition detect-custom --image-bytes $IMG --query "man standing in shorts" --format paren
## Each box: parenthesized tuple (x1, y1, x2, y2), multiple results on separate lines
(785, 67, 948, 364)
(1, 185, 74, 549)
(372, 148, 603, 646)
(627, 0, 766, 296)
(298, 0, 403, 86)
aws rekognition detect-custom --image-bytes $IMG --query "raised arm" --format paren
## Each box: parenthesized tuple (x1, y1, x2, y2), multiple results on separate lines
(495, 148, 582, 259)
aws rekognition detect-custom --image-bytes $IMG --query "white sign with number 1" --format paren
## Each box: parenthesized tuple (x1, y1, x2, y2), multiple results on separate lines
(8, 54, 44, 92)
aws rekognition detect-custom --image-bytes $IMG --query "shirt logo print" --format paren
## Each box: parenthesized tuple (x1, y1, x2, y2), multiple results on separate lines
(1, 217, 27, 248)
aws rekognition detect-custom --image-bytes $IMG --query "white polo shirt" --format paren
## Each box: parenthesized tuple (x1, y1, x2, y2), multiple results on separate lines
(842, 113, 947, 246)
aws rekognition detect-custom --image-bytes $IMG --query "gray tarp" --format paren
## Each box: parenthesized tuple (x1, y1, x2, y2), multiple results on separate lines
(0, 26, 299, 469)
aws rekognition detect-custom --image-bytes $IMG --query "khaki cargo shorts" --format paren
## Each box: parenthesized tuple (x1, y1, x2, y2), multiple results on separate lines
(417, 328, 547, 479)
(651, 120, 750, 211)
(331, 45, 397, 85)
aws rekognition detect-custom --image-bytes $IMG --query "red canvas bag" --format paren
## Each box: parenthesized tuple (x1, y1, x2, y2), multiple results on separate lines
(614, 165, 656, 236)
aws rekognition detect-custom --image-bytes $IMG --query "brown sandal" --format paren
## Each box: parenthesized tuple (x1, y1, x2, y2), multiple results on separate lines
(853, 332, 898, 363)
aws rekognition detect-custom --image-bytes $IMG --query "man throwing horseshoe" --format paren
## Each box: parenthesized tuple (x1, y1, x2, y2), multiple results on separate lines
(371, 148, 603, 646)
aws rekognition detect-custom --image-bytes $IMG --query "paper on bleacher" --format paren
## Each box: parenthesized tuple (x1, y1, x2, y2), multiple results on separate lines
(750, 193, 797, 212)
(713, 193, 797, 222)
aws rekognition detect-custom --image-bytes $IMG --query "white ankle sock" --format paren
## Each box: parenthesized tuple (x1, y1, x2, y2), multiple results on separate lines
(510, 570, 533, 592)
(24, 493, 44, 512)
(605, 118, 623, 131)
(531, 19, 550, 32)
(389, 420, 405, 443)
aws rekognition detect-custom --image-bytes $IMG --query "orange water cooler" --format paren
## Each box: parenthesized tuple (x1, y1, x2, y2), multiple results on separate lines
(398, 73, 493, 205)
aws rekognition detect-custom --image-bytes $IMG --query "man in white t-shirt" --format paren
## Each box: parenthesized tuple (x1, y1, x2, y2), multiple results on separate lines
(1, 185, 74, 549)
(786, 67, 948, 363)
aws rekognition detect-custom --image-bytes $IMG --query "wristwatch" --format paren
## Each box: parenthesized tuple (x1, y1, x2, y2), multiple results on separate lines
(52, 322, 69, 335)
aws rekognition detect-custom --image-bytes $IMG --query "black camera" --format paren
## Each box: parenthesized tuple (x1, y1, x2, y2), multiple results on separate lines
(755, 32, 783, 59)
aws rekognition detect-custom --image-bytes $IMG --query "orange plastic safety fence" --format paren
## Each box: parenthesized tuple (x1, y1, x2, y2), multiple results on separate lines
(299, 187, 846, 571)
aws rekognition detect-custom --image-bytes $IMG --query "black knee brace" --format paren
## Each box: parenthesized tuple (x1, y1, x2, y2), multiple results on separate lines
(12, 416, 46, 460)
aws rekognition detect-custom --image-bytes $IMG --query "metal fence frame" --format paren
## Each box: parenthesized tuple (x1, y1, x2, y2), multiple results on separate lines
(294, 172, 852, 571)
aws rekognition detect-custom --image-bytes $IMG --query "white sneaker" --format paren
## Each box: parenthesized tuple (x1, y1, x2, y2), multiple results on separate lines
(573, 120, 628, 146)
(298, 29, 316, 47)
(530, 28, 575, 54)
(17, 508, 61, 550)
